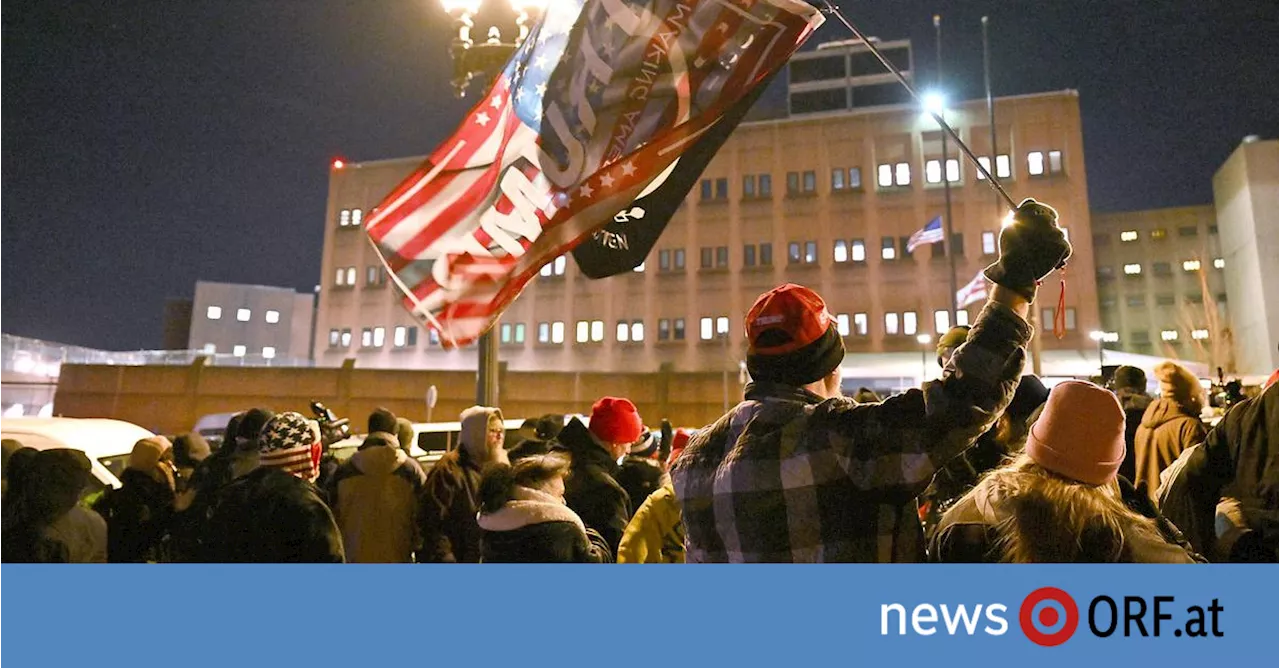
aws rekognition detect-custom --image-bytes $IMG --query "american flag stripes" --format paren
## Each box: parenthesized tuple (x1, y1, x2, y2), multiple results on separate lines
(906, 215, 945, 253)
(956, 269, 990, 308)
(364, 0, 821, 346)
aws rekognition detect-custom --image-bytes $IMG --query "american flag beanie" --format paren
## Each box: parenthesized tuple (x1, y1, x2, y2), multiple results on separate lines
(258, 411, 322, 482)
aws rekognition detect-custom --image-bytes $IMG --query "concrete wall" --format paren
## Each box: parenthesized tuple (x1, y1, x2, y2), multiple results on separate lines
(52, 362, 738, 436)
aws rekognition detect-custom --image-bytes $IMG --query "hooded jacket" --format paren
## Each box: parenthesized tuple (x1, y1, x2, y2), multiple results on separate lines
(558, 417, 632, 555)
(930, 463, 1197, 563)
(1135, 397, 1207, 500)
(1158, 383, 1278, 561)
(478, 486, 610, 562)
(1116, 389, 1154, 482)
(328, 432, 427, 563)
(198, 466, 345, 563)
(617, 483, 685, 563)
(614, 455, 664, 513)
(93, 468, 176, 562)
(417, 407, 500, 563)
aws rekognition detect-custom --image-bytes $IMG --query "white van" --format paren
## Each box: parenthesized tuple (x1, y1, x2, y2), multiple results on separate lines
(0, 417, 155, 492)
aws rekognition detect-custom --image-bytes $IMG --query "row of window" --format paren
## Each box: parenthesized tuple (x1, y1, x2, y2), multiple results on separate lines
(200, 343, 276, 358)
(205, 306, 281, 324)
(1099, 258, 1224, 279)
(337, 208, 364, 229)
(1102, 292, 1228, 309)
(327, 325, 425, 349)
(1099, 224, 1218, 246)
(697, 151, 1059, 202)
(1115, 329, 1212, 344)
(334, 265, 390, 288)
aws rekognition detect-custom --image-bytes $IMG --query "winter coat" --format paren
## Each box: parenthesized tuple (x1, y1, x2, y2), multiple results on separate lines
(558, 418, 633, 555)
(417, 447, 484, 563)
(672, 301, 1031, 563)
(327, 433, 427, 563)
(1135, 398, 1208, 500)
(93, 468, 176, 562)
(1117, 390, 1153, 483)
(930, 465, 1198, 563)
(478, 486, 611, 563)
(42, 506, 108, 563)
(508, 437, 562, 462)
(199, 466, 345, 563)
(1158, 383, 1278, 561)
(617, 483, 685, 563)
(615, 455, 664, 513)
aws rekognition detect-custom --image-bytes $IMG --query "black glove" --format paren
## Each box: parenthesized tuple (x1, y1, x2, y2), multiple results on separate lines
(659, 419, 674, 463)
(983, 198, 1073, 301)
(1118, 476, 1207, 562)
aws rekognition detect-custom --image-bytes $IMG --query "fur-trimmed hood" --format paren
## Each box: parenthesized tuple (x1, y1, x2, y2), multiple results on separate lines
(477, 486, 585, 533)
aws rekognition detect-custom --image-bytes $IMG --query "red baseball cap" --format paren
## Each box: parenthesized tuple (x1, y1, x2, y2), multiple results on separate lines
(745, 284, 844, 386)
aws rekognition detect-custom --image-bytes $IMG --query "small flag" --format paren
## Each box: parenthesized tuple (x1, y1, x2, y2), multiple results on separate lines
(956, 269, 990, 308)
(906, 215, 945, 253)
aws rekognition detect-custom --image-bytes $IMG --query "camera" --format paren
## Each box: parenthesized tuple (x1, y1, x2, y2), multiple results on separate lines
(310, 401, 351, 448)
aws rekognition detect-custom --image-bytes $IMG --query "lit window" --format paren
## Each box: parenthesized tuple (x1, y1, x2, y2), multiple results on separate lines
(1150, 228, 1167, 240)
(877, 164, 893, 188)
(836, 314, 850, 336)
(1124, 263, 1142, 275)
(339, 210, 351, 227)
(802, 171, 816, 192)
(236, 308, 251, 322)
(352, 209, 363, 226)
(1048, 151, 1062, 173)
(328, 330, 340, 347)
(834, 240, 848, 263)
(853, 313, 868, 336)
(885, 313, 900, 335)
(1161, 330, 1179, 342)
(340, 330, 352, 347)
(265, 310, 280, 324)
(934, 310, 950, 334)
(903, 312, 918, 336)
(700, 317, 713, 340)
(982, 231, 997, 255)
(848, 167, 862, 189)
(1183, 260, 1201, 272)
(262, 346, 276, 359)
(203, 343, 217, 354)
(551, 322, 565, 344)
(1065, 308, 1077, 331)
(955, 310, 970, 327)
(1213, 258, 1225, 269)
(851, 240, 866, 262)
(1027, 151, 1045, 176)
(538, 322, 550, 343)
(895, 162, 911, 186)
(346, 267, 356, 285)
(590, 320, 604, 342)
(925, 159, 943, 184)
(542, 255, 568, 277)
(945, 159, 960, 183)
(804, 241, 817, 264)
(428, 330, 439, 346)
(394, 326, 407, 347)
(617, 321, 629, 342)
(881, 237, 896, 261)
(514, 324, 525, 343)
(1192, 329, 1210, 340)
(232, 345, 247, 357)
(995, 155, 1011, 178)
(1120, 230, 1138, 242)
(207, 306, 222, 320)
(576, 321, 590, 343)
(977, 156, 991, 180)
(373, 327, 385, 347)
(716, 317, 729, 336)
(630, 322, 643, 342)
(832, 168, 845, 190)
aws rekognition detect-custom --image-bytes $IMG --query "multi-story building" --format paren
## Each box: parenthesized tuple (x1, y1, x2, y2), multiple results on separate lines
(316, 84, 1101, 386)
(186, 281, 316, 362)
(1213, 137, 1278, 375)
(1091, 206, 1230, 366)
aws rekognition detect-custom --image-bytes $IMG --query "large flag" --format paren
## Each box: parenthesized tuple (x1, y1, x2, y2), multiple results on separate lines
(906, 215, 945, 253)
(364, 0, 822, 346)
(956, 269, 990, 308)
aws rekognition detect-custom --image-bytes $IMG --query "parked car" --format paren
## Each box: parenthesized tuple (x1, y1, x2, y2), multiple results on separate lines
(0, 417, 156, 494)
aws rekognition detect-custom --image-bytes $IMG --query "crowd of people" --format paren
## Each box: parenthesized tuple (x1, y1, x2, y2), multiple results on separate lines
(2, 199, 1275, 563)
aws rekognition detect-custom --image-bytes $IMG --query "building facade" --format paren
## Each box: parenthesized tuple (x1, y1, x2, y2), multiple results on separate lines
(1091, 206, 1230, 366)
(316, 87, 1100, 381)
(187, 281, 316, 362)
(1212, 137, 1278, 375)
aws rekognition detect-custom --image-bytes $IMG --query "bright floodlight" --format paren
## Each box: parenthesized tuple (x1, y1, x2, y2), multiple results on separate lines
(507, 0, 547, 12)
(922, 92, 946, 115)
(1089, 330, 1105, 341)
(440, 0, 482, 14)
(916, 334, 933, 345)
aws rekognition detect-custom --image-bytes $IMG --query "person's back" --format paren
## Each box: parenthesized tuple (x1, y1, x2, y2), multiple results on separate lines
(203, 466, 344, 563)
(674, 200, 1070, 562)
(94, 436, 176, 562)
(328, 432, 425, 563)
(1134, 361, 1207, 497)
(617, 483, 685, 563)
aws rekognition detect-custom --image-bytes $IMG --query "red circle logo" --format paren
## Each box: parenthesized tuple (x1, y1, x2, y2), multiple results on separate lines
(1019, 587, 1079, 647)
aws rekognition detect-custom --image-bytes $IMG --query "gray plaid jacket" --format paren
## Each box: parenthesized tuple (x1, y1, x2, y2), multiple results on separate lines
(671, 302, 1032, 562)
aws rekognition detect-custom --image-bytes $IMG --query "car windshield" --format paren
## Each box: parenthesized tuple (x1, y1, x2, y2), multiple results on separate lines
(98, 454, 131, 481)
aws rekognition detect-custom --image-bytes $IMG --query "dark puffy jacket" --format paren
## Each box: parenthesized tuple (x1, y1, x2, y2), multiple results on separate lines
(1117, 390, 1154, 483)
(417, 448, 484, 563)
(615, 455, 664, 511)
(559, 418, 632, 555)
(1159, 383, 1278, 561)
(93, 469, 175, 562)
(478, 486, 611, 563)
(198, 467, 345, 563)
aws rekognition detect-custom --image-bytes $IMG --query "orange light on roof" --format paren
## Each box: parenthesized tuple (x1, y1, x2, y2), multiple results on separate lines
(332, 158, 346, 169)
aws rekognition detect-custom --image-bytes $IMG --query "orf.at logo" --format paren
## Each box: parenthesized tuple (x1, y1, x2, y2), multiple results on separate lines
(1020, 587, 1079, 646)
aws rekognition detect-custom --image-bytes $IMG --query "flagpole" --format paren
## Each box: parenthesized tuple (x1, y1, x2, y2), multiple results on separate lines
(936, 15, 959, 318)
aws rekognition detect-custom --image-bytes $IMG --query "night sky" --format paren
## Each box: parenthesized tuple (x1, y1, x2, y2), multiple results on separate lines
(3, 0, 1275, 350)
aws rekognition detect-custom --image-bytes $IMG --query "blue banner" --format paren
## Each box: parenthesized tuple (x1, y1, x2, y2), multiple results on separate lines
(4, 565, 1276, 666)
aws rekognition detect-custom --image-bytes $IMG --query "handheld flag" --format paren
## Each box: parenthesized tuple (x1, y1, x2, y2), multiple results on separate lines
(364, 0, 822, 346)
(906, 215, 945, 253)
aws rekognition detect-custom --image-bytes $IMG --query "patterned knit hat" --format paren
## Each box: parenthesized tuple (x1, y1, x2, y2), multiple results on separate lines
(258, 411, 322, 481)
(629, 430, 659, 457)
(745, 284, 845, 386)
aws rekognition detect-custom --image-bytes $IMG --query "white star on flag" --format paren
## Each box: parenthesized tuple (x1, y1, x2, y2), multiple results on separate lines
(577, 182, 594, 198)
(535, 54, 548, 69)
(599, 173, 615, 188)
(475, 111, 491, 126)
(489, 94, 502, 109)
(536, 82, 547, 96)
(621, 161, 636, 176)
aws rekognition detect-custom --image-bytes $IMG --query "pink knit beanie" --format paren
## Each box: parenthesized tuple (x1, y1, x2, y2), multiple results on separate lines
(1025, 380, 1126, 485)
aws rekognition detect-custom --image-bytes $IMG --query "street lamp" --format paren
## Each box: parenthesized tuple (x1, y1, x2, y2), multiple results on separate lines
(440, 0, 546, 98)
(916, 334, 933, 383)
